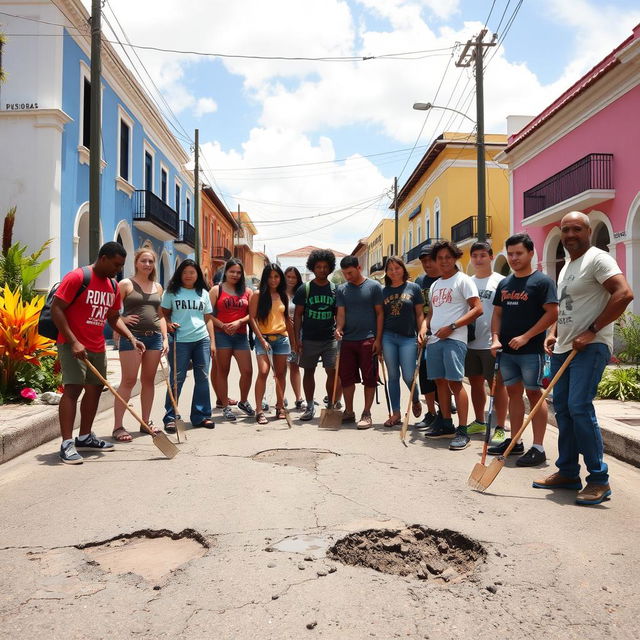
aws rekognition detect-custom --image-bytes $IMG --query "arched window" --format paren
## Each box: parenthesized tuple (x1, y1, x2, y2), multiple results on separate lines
(592, 223, 610, 252)
(416, 221, 422, 245)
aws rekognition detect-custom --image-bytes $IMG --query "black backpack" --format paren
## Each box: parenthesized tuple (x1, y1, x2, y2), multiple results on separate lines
(37, 266, 116, 340)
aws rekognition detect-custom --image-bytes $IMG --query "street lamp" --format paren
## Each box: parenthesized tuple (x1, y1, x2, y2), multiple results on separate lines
(412, 102, 487, 242)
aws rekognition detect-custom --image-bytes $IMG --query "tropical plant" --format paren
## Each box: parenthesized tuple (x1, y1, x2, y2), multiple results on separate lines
(597, 367, 640, 402)
(0, 32, 6, 84)
(614, 312, 640, 366)
(0, 207, 54, 302)
(0, 285, 57, 402)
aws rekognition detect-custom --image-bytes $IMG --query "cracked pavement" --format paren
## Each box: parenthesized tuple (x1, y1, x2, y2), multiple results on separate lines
(1, 372, 639, 639)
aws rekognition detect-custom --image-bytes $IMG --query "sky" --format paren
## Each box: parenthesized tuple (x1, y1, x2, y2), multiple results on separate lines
(86, 0, 640, 258)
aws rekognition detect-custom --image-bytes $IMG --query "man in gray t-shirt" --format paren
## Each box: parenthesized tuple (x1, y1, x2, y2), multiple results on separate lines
(335, 256, 383, 429)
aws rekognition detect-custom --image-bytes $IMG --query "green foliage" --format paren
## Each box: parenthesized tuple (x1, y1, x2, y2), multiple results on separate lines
(0, 208, 53, 302)
(597, 367, 640, 402)
(13, 356, 61, 395)
(331, 271, 345, 285)
(614, 312, 640, 365)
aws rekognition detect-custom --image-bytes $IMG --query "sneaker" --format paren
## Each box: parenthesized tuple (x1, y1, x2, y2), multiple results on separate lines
(60, 441, 83, 465)
(334, 401, 342, 410)
(284, 398, 289, 408)
(294, 399, 307, 411)
(341, 411, 356, 424)
(516, 447, 546, 467)
(532, 472, 582, 491)
(237, 401, 255, 417)
(262, 400, 269, 412)
(449, 427, 470, 450)
(300, 405, 315, 421)
(467, 420, 488, 435)
(222, 406, 236, 422)
(415, 412, 437, 428)
(576, 483, 612, 505)
(424, 419, 456, 439)
(323, 395, 329, 407)
(491, 427, 506, 445)
(487, 438, 524, 456)
(75, 433, 115, 451)
(357, 413, 373, 430)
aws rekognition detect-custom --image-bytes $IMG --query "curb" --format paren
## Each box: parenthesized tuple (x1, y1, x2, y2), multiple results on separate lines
(0, 369, 164, 465)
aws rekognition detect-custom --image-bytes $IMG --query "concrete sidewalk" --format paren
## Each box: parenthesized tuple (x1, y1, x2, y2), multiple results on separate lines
(1, 350, 640, 467)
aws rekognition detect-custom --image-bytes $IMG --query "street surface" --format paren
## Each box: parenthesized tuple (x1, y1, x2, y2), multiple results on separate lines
(1, 364, 639, 639)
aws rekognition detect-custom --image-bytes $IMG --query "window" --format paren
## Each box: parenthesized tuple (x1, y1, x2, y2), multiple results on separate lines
(408, 223, 413, 250)
(119, 119, 131, 181)
(161, 168, 168, 203)
(175, 183, 181, 216)
(434, 198, 441, 239)
(417, 222, 422, 245)
(186, 197, 191, 223)
(82, 78, 91, 148)
(144, 151, 153, 192)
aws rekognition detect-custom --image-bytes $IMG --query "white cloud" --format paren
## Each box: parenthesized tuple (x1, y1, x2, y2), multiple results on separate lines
(194, 98, 218, 117)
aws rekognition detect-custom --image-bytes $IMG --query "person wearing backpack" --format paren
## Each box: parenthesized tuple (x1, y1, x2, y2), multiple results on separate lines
(293, 249, 341, 421)
(50, 242, 145, 465)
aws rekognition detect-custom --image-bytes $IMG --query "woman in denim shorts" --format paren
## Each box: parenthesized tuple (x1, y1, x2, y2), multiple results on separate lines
(209, 259, 255, 422)
(113, 248, 168, 441)
(249, 263, 297, 424)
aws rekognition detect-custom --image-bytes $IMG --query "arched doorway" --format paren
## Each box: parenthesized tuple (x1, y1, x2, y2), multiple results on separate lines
(160, 250, 170, 287)
(494, 254, 510, 276)
(554, 241, 566, 280)
(77, 210, 91, 268)
(592, 222, 610, 252)
(114, 220, 135, 278)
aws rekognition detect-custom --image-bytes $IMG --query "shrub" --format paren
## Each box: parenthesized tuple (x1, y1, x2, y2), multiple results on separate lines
(597, 367, 640, 402)
(614, 312, 640, 365)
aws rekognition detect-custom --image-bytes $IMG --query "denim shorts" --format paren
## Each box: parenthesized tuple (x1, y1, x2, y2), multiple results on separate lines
(425, 338, 467, 381)
(119, 332, 163, 351)
(499, 352, 544, 389)
(255, 334, 291, 356)
(214, 330, 250, 351)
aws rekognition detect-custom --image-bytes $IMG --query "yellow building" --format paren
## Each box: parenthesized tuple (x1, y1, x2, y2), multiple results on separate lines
(366, 218, 395, 282)
(392, 132, 510, 279)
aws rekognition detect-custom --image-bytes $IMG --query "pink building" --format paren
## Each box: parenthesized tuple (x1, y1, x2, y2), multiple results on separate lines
(501, 24, 640, 313)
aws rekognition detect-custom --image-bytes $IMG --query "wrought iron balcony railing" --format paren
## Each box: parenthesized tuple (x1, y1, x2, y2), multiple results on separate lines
(177, 219, 195, 248)
(450, 216, 492, 244)
(404, 237, 444, 263)
(523, 153, 613, 219)
(133, 190, 179, 237)
(212, 246, 232, 260)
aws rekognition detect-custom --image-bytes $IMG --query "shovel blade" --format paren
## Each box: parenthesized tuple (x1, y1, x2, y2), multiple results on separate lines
(284, 410, 293, 429)
(319, 408, 342, 429)
(399, 414, 410, 443)
(176, 418, 188, 442)
(152, 431, 180, 459)
(475, 457, 506, 491)
(467, 462, 487, 489)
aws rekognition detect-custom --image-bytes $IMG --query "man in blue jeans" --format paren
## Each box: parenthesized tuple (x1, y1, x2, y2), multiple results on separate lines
(535, 212, 633, 505)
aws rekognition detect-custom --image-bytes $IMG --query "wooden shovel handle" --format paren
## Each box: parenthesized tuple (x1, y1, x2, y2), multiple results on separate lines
(329, 341, 342, 407)
(501, 349, 577, 457)
(400, 342, 425, 441)
(160, 358, 179, 414)
(84, 358, 150, 431)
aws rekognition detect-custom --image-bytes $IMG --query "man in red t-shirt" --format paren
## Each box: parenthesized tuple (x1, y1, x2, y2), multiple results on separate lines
(51, 242, 145, 464)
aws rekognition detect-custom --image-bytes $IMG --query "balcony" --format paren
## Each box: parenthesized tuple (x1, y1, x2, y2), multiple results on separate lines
(234, 232, 252, 248)
(133, 190, 179, 241)
(369, 256, 387, 274)
(451, 216, 492, 245)
(174, 219, 196, 254)
(212, 246, 232, 261)
(523, 153, 614, 227)
(404, 237, 444, 263)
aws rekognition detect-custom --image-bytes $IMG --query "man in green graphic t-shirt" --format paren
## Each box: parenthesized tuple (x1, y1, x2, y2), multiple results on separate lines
(293, 249, 341, 421)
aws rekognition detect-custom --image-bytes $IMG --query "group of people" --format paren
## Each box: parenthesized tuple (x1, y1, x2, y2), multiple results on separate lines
(51, 212, 633, 506)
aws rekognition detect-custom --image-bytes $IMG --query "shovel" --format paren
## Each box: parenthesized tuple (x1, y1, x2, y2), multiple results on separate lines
(160, 358, 187, 443)
(468, 352, 501, 488)
(267, 349, 292, 428)
(84, 359, 179, 459)
(378, 355, 392, 422)
(319, 341, 343, 428)
(400, 342, 425, 444)
(473, 349, 577, 492)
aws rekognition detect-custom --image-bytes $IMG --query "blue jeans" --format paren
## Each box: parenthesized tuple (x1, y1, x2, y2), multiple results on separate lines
(164, 337, 212, 426)
(551, 344, 610, 484)
(382, 332, 419, 412)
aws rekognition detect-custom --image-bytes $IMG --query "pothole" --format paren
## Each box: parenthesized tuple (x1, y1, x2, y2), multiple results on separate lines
(268, 533, 334, 557)
(252, 448, 339, 472)
(328, 525, 486, 582)
(77, 529, 209, 582)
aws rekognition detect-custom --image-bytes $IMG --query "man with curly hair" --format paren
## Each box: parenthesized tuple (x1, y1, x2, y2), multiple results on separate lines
(293, 249, 341, 421)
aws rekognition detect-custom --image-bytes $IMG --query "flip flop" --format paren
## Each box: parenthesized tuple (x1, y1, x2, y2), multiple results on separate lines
(384, 416, 402, 428)
(112, 427, 132, 442)
(256, 412, 268, 425)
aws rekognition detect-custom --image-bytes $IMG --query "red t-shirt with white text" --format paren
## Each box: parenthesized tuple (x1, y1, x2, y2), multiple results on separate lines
(55, 267, 121, 352)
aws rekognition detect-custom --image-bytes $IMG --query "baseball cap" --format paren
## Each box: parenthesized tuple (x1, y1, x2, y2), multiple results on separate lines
(419, 246, 433, 258)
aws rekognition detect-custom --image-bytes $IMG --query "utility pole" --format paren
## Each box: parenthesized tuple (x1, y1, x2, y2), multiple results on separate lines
(236, 204, 241, 259)
(393, 177, 398, 256)
(89, 0, 102, 261)
(455, 29, 496, 243)
(193, 129, 200, 263)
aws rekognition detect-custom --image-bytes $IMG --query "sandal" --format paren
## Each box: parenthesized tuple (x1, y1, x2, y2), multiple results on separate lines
(412, 401, 423, 418)
(275, 406, 287, 420)
(112, 427, 133, 442)
(140, 420, 162, 436)
(341, 411, 356, 424)
(256, 412, 268, 425)
(384, 415, 402, 428)
(216, 398, 238, 408)
(195, 418, 215, 429)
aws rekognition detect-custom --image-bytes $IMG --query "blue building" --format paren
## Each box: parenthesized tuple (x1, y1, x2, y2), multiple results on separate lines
(0, 0, 194, 288)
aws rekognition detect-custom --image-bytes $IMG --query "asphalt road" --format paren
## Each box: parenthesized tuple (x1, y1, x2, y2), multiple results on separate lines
(1, 363, 638, 639)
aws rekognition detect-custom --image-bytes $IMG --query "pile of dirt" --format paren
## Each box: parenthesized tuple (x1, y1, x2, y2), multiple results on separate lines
(328, 525, 485, 582)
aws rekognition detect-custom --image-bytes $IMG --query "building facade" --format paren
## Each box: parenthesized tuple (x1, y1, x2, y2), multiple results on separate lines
(501, 24, 640, 312)
(350, 237, 369, 276)
(276, 245, 347, 282)
(201, 185, 238, 284)
(0, 0, 193, 289)
(392, 132, 509, 279)
(366, 218, 395, 281)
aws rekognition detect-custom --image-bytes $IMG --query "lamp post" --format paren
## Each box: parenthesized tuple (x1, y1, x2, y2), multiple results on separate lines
(413, 102, 486, 242)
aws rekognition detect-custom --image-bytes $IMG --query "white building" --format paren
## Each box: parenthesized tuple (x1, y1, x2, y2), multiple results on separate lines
(276, 245, 346, 282)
